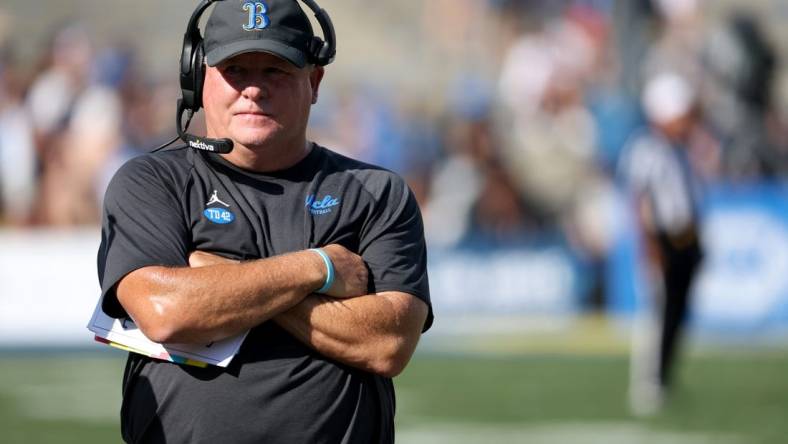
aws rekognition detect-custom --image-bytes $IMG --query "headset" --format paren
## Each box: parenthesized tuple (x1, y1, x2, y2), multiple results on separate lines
(154, 0, 336, 153)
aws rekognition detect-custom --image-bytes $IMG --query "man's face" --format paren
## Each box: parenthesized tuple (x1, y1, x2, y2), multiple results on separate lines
(202, 51, 323, 148)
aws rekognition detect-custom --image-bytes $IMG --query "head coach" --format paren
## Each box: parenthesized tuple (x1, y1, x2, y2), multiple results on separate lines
(95, 1, 433, 442)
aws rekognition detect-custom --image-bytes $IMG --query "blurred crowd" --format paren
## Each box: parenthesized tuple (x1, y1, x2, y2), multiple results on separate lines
(1, 0, 787, 263)
(0, 20, 177, 226)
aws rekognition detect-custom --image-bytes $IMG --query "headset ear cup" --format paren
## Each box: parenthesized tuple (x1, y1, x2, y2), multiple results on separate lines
(318, 44, 333, 66)
(193, 43, 206, 110)
(179, 39, 196, 111)
(309, 36, 325, 65)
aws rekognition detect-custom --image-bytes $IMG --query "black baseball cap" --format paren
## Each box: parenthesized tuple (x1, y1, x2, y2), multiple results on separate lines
(204, 0, 314, 68)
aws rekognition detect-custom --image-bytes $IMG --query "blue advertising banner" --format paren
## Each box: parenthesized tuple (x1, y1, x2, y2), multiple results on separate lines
(608, 184, 788, 337)
(428, 240, 589, 317)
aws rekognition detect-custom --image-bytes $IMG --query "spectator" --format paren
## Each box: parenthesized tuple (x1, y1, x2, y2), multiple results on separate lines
(0, 42, 36, 225)
(701, 13, 784, 180)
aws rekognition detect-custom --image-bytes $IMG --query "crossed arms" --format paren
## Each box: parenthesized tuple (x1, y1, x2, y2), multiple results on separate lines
(115, 245, 429, 378)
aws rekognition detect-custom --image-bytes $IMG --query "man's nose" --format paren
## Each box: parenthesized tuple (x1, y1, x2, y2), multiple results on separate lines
(241, 82, 268, 101)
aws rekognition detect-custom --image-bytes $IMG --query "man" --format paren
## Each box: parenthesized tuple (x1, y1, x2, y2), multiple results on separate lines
(619, 71, 705, 415)
(96, 1, 432, 442)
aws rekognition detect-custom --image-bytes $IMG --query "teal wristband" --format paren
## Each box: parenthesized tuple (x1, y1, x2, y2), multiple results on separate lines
(310, 248, 335, 293)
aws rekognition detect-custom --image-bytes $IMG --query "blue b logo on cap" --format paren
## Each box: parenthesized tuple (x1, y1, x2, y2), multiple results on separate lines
(242, 1, 270, 31)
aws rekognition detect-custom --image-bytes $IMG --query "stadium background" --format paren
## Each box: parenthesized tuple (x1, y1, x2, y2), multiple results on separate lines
(2, 0, 788, 442)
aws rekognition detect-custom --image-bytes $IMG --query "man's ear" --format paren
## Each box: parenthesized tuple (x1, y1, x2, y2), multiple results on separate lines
(310, 66, 325, 104)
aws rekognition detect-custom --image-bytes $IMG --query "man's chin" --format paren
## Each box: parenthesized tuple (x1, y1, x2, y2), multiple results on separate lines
(232, 131, 278, 148)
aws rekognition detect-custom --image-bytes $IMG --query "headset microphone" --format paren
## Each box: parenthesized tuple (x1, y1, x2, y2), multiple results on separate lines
(175, 99, 234, 154)
(152, 99, 234, 154)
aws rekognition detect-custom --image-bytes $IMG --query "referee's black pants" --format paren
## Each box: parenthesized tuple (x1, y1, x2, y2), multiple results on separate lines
(657, 235, 702, 389)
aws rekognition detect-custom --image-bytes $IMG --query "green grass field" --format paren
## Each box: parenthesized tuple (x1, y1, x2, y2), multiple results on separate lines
(1, 343, 786, 444)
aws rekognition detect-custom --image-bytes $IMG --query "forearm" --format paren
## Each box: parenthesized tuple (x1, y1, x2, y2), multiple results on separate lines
(117, 250, 325, 345)
(274, 291, 428, 377)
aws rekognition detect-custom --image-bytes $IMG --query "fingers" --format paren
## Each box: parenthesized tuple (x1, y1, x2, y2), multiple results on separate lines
(320, 244, 368, 298)
(188, 251, 240, 268)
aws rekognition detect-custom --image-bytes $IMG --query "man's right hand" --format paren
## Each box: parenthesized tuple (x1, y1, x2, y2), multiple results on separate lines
(319, 244, 368, 299)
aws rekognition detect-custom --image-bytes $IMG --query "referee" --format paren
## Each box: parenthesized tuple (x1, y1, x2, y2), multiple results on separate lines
(619, 71, 704, 415)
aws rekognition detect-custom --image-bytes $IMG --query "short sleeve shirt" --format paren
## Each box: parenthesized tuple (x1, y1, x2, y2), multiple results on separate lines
(97, 144, 432, 444)
(618, 130, 700, 235)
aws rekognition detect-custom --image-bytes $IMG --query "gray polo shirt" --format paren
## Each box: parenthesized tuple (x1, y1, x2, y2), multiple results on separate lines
(97, 143, 432, 444)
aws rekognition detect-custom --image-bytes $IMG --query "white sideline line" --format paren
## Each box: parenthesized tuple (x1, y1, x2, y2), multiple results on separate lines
(397, 422, 744, 444)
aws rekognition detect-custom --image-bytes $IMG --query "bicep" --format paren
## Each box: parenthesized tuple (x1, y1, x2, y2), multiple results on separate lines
(97, 158, 189, 318)
(359, 180, 433, 330)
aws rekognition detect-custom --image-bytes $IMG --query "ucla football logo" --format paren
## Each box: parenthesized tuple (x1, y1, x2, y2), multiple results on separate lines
(305, 194, 341, 216)
(242, 1, 270, 31)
